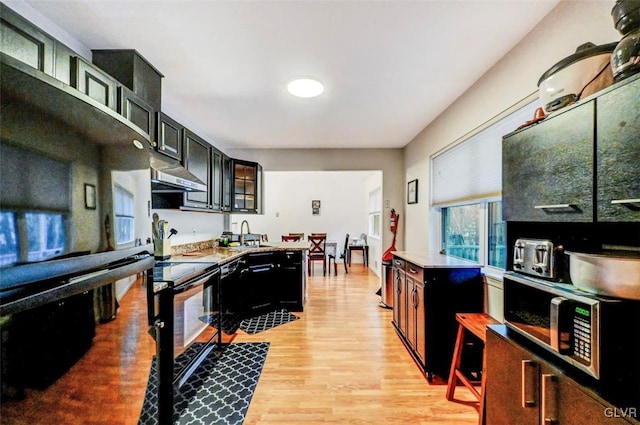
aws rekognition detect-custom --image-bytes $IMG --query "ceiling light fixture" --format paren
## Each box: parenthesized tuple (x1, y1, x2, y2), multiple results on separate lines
(287, 78, 324, 98)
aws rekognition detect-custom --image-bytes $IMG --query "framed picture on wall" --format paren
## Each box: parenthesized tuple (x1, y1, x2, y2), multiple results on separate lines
(407, 179, 418, 204)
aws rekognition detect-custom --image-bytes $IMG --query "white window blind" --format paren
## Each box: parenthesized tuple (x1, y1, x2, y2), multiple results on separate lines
(114, 185, 134, 245)
(432, 100, 540, 206)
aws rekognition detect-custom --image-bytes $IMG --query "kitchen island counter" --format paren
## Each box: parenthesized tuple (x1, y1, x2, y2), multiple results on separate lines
(166, 241, 309, 266)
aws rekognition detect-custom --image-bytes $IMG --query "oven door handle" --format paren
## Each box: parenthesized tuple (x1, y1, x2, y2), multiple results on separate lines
(173, 268, 220, 294)
(248, 264, 276, 274)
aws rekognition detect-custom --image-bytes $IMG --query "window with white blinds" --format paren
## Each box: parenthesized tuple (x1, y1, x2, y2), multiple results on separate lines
(431, 99, 540, 206)
(114, 185, 135, 245)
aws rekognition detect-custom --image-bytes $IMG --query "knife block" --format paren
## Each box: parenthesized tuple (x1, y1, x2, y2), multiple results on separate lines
(154, 238, 171, 260)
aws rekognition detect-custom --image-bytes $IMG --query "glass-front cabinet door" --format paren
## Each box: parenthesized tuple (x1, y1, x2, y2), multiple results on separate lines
(232, 159, 260, 213)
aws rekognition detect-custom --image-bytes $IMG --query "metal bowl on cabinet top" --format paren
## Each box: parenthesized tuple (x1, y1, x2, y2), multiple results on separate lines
(567, 250, 640, 300)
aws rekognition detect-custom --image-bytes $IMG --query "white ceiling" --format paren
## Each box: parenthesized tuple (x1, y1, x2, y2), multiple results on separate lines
(23, 0, 560, 150)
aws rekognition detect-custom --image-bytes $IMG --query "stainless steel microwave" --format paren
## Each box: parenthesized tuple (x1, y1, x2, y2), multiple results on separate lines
(504, 272, 640, 382)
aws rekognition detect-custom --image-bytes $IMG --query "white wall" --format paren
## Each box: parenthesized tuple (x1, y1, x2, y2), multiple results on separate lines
(403, 1, 620, 254)
(150, 209, 226, 247)
(232, 170, 374, 255)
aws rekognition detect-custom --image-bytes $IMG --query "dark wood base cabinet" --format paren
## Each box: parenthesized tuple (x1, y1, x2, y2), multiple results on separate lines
(485, 325, 640, 425)
(220, 250, 306, 317)
(392, 256, 483, 380)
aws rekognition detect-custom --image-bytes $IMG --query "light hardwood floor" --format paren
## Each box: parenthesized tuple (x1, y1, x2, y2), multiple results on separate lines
(0, 264, 479, 424)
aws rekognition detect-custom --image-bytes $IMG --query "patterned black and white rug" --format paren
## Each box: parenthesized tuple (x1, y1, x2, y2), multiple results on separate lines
(239, 308, 299, 334)
(217, 312, 243, 334)
(138, 342, 269, 425)
(203, 308, 299, 335)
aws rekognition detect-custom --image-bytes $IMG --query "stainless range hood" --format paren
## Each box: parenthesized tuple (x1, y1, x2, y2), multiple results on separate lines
(150, 152, 207, 192)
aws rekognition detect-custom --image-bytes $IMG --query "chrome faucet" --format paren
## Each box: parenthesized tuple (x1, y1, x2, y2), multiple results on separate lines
(240, 220, 251, 245)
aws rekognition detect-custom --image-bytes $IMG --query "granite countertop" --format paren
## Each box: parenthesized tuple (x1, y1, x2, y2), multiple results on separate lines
(392, 251, 481, 269)
(166, 241, 309, 266)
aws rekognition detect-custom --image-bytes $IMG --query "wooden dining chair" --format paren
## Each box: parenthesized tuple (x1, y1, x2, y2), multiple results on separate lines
(307, 234, 327, 276)
(289, 233, 304, 240)
(328, 233, 349, 275)
(282, 235, 301, 242)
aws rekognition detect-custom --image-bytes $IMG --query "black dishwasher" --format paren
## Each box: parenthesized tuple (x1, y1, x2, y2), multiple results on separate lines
(240, 251, 277, 314)
(276, 250, 305, 312)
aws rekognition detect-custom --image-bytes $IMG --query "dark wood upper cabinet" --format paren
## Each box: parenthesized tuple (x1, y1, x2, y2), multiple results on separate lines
(503, 74, 640, 224)
(502, 100, 595, 222)
(2, 4, 267, 215)
(211, 147, 223, 211)
(222, 154, 233, 212)
(156, 113, 183, 161)
(0, 5, 54, 76)
(232, 159, 261, 213)
(596, 76, 640, 222)
(71, 56, 118, 110)
(118, 86, 154, 137)
(91, 49, 163, 111)
(183, 129, 210, 209)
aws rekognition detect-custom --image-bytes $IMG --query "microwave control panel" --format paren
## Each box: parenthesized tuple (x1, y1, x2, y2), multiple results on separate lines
(572, 309, 592, 365)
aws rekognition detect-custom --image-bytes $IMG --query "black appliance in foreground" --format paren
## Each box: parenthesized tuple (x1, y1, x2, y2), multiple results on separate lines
(148, 261, 223, 425)
(0, 246, 155, 397)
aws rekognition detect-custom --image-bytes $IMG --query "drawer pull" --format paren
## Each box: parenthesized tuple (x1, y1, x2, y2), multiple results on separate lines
(521, 360, 539, 408)
(611, 198, 640, 205)
(408, 267, 419, 274)
(541, 374, 558, 424)
(534, 204, 576, 210)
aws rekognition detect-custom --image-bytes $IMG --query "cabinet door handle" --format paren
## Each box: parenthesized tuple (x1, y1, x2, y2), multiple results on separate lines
(521, 360, 539, 408)
(534, 204, 577, 210)
(412, 287, 418, 308)
(611, 198, 640, 205)
(541, 374, 558, 424)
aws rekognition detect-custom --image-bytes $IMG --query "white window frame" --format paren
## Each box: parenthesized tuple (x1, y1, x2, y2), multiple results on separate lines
(114, 184, 135, 246)
(368, 187, 382, 240)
